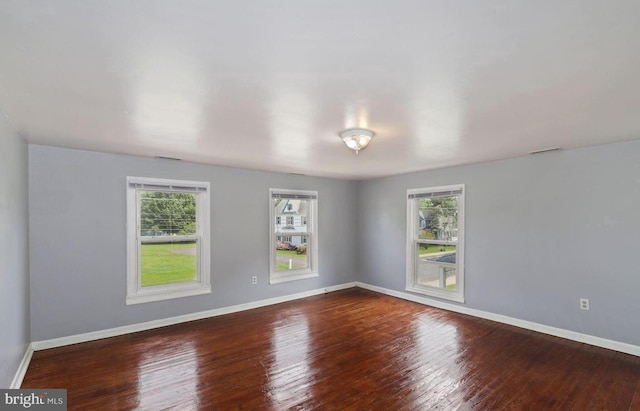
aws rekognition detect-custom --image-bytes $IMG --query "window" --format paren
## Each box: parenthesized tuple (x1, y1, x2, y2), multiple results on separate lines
(276, 216, 281, 225)
(126, 177, 211, 305)
(270, 189, 318, 284)
(406, 184, 464, 302)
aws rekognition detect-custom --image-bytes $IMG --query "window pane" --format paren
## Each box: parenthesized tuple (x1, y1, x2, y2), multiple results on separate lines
(140, 191, 196, 236)
(417, 196, 458, 241)
(416, 244, 457, 291)
(275, 235, 309, 271)
(274, 198, 308, 233)
(141, 240, 197, 286)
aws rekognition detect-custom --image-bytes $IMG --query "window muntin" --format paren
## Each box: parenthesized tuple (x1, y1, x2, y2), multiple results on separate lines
(269, 189, 318, 284)
(407, 185, 464, 302)
(127, 177, 210, 305)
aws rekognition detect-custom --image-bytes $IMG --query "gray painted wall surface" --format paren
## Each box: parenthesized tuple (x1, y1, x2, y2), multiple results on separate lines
(0, 116, 30, 387)
(29, 145, 357, 341)
(358, 140, 640, 346)
(26, 139, 640, 347)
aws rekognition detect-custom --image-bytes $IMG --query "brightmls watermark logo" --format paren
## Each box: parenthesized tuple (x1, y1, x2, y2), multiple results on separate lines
(0, 390, 66, 410)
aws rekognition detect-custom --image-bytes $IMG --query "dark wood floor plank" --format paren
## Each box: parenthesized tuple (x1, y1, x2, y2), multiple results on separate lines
(629, 382, 640, 411)
(21, 288, 640, 410)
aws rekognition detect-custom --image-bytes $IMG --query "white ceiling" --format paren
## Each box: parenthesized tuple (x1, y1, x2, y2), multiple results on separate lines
(1, 1, 640, 179)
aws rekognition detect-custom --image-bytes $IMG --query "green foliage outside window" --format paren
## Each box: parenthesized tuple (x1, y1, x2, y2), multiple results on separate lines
(419, 197, 458, 240)
(140, 191, 196, 236)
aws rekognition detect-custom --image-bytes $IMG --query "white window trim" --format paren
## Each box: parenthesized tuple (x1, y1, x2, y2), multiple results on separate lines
(406, 184, 465, 303)
(126, 176, 211, 305)
(269, 188, 319, 284)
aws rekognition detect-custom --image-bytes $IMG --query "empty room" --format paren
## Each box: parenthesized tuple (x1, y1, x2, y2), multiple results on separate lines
(2, 1, 640, 410)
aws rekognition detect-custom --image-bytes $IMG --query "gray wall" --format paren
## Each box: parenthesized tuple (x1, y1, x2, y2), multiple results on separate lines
(358, 140, 640, 346)
(27, 139, 640, 347)
(0, 115, 30, 388)
(29, 145, 358, 341)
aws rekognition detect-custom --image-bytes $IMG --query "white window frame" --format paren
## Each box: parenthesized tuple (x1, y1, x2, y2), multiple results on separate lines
(406, 184, 465, 303)
(126, 176, 211, 305)
(269, 188, 318, 284)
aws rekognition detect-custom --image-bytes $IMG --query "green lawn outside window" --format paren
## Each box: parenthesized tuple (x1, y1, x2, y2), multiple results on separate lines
(141, 242, 197, 287)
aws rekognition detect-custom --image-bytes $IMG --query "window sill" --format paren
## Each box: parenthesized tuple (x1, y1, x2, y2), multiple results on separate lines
(270, 271, 319, 285)
(126, 284, 211, 305)
(405, 285, 465, 303)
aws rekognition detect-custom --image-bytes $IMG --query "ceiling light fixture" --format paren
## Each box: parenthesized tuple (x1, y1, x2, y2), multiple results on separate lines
(339, 128, 375, 155)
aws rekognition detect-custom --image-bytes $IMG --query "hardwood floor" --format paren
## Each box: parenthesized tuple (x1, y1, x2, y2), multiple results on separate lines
(22, 288, 640, 410)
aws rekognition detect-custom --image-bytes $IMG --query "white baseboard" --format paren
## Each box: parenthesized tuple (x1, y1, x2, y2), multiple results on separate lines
(10, 343, 34, 388)
(30, 280, 639, 358)
(356, 282, 640, 357)
(31, 282, 357, 351)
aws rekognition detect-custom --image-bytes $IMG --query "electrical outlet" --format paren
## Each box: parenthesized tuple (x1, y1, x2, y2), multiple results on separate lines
(580, 298, 590, 310)
(251, 276, 257, 285)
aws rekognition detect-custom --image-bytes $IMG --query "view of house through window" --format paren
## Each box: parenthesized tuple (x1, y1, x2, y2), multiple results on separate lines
(270, 189, 318, 284)
(274, 198, 310, 271)
(407, 185, 464, 302)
